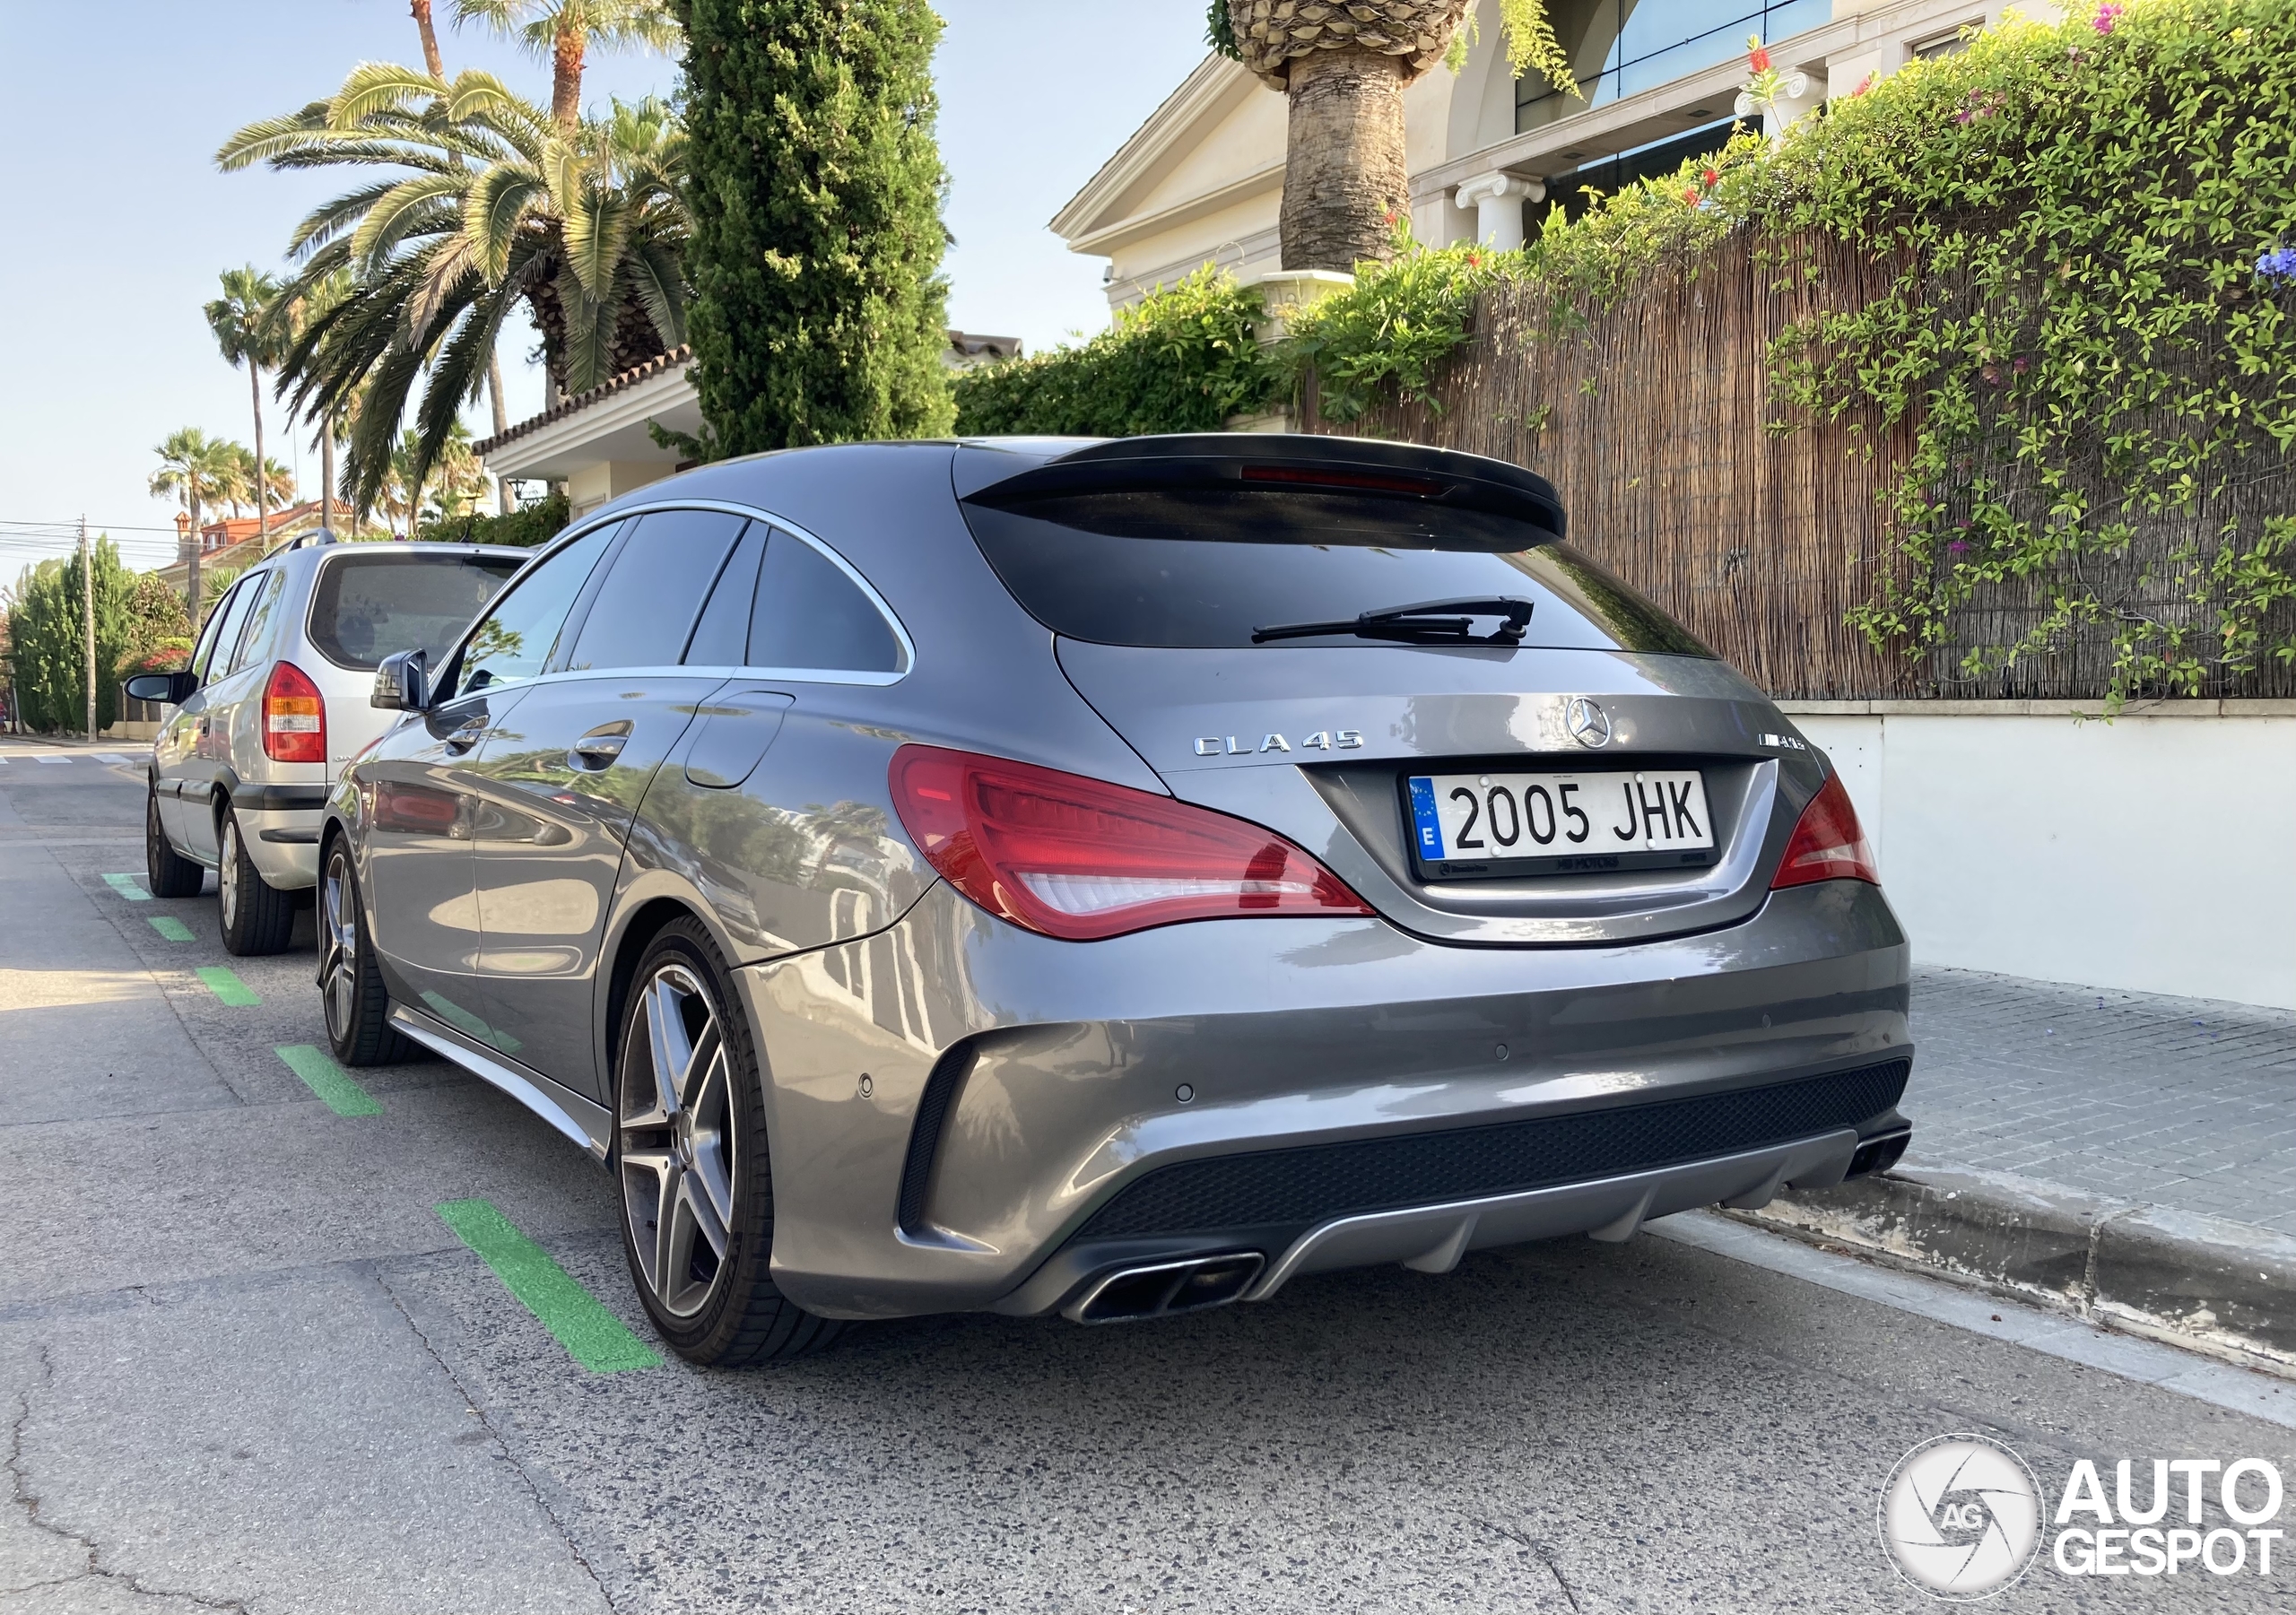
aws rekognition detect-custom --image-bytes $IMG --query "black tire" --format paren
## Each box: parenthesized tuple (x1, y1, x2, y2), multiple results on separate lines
(319, 837, 412, 1066)
(218, 805, 298, 956)
(613, 916, 841, 1366)
(146, 786, 204, 899)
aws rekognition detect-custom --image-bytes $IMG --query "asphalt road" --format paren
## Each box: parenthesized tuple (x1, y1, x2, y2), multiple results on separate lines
(2, 745, 2290, 1614)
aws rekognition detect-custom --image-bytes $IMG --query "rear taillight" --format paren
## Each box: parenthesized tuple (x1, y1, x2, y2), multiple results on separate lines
(1771, 773, 1878, 889)
(889, 744, 1374, 941)
(263, 661, 327, 764)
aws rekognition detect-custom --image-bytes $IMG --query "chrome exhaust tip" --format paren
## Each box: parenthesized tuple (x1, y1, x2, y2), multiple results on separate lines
(1846, 1124, 1912, 1180)
(1061, 1252, 1265, 1324)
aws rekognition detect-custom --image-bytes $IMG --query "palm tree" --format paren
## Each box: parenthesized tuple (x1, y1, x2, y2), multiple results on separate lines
(1216, 0, 1575, 272)
(149, 429, 242, 623)
(452, 0, 681, 135)
(379, 422, 488, 536)
(219, 72, 688, 520)
(265, 267, 354, 535)
(204, 266, 289, 548)
(230, 445, 298, 532)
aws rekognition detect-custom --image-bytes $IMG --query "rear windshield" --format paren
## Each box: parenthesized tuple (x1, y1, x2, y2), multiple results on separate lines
(959, 492, 1711, 656)
(307, 551, 526, 670)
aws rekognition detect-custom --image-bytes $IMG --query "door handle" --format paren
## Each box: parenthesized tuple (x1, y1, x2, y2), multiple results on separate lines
(441, 718, 487, 755)
(568, 725, 631, 771)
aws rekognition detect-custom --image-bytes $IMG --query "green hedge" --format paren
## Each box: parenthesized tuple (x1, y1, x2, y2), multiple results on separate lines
(418, 490, 570, 548)
(951, 267, 1278, 436)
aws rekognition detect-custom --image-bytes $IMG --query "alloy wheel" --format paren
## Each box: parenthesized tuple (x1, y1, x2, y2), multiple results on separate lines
(219, 818, 241, 931)
(618, 962, 738, 1319)
(320, 849, 359, 1043)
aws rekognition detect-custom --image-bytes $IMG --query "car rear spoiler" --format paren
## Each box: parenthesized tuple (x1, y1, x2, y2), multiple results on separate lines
(958, 433, 1567, 542)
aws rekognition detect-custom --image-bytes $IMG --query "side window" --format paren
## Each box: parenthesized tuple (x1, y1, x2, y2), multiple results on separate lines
(225, 571, 289, 677)
(682, 524, 765, 666)
(748, 529, 905, 675)
(457, 522, 621, 695)
(187, 583, 241, 685)
(197, 582, 260, 688)
(563, 508, 747, 672)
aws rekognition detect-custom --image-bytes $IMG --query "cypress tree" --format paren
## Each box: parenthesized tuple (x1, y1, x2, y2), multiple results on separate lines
(681, 0, 954, 451)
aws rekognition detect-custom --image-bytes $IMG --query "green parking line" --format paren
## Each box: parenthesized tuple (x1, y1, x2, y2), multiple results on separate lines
(102, 873, 151, 901)
(435, 1199, 662, 1374)
(276, 1044, 382, 1116)
(148, 916, 195, 942)
(195, 966, 260, 1006)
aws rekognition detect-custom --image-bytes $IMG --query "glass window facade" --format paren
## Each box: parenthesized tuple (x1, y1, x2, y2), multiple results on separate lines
(1516, 0, 1831, 133)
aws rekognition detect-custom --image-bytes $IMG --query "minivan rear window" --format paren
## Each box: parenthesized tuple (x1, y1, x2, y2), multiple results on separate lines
(308, 551, 526, 670)
(958, 493, 1711, 656)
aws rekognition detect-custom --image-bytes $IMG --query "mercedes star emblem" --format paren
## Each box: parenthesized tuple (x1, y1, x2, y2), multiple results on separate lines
(1565, 697, 1613, 749)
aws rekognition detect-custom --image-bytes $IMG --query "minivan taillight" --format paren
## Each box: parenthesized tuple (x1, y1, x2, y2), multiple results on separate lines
(889, 744, 1374, 941)
(1770, 773, 1878, 889)
(263, 661, 327, 764)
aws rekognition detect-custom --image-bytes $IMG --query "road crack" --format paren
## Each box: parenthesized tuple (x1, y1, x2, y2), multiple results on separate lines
(7, 1343, 251, 1611)
(372, 1265, 622, 1614)
(1472, 1516, 1582, 1611)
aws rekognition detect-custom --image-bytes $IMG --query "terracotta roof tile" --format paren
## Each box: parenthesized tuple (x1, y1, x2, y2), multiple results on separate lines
(474, 344, 694, 456)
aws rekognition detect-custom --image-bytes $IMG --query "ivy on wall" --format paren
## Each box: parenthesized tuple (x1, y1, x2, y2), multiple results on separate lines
(987, 2, 2294, 706)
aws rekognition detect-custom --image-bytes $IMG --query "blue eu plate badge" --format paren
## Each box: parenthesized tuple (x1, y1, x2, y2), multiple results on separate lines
(1406, 776, 1444, 859)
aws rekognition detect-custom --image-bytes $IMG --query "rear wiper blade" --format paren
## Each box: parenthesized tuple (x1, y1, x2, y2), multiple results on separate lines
(1250, 596, 1534, 647)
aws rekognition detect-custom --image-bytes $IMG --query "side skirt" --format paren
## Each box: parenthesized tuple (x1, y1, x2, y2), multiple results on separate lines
(389, 1004, 613, 1163)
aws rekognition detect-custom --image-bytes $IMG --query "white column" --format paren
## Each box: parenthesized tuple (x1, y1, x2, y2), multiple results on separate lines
(1449, 172, 1545, 252)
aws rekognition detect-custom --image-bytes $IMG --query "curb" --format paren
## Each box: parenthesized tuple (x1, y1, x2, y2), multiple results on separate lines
(1732, 1166, 2296, 1379)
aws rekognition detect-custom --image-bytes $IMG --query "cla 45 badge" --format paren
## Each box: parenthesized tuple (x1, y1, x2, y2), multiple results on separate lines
(1193, 730, 1366, 757)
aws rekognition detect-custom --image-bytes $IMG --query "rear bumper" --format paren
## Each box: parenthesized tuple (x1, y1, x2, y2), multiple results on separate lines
(736, 876, 1912, 1321)
(234, 804, 324, 887)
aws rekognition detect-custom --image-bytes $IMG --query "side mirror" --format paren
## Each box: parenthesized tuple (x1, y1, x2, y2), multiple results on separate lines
(371, 648, 430, 712)
(124, 671, 197, 706)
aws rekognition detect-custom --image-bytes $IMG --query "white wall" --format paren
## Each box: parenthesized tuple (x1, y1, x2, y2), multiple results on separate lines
(1787, 702, 2296, 1010)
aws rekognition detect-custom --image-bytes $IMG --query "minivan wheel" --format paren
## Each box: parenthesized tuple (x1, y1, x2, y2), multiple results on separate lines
(146, 786, 203, 899)
(613, 918, 841, 1365)
(218, 807, 297, 956)
(319, 838, 411, 1066)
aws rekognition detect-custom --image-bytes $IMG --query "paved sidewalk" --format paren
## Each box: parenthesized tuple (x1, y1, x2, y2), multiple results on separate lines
(1905, 966, 2296, 1236)
(1753, 965, 2296, 1373)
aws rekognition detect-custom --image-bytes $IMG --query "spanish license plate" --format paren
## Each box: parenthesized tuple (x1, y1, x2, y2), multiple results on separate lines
(1405, 769, 1717, 879)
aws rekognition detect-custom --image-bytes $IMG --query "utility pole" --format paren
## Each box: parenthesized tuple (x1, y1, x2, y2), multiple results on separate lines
(80, 515, 96, 742)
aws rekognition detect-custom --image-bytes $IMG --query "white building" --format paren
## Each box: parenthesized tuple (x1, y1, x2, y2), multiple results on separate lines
(1053, 1, 2057, 307)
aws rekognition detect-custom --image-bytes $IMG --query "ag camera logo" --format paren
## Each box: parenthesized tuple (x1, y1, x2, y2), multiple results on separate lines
(1878, 1434, 2043, 1600)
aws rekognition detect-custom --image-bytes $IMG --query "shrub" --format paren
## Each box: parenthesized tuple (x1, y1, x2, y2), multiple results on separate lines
(419, 490, 570, 548)
(952, 267, 1276, 436)
(681, 0, 954, 451)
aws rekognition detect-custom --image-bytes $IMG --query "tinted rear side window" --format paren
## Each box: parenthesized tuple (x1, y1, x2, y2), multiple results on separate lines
(960, 494, 1709, 656)
(565, 508, 747, 672)
(309, 553, 524, 670)
(748, 529, 904, 673)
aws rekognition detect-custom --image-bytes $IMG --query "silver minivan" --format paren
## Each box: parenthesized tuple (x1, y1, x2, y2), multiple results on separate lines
(129, 537, 525, 953)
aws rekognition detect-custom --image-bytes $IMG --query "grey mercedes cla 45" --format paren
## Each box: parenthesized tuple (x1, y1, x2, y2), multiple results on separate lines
(321, 434, 1912, 1365)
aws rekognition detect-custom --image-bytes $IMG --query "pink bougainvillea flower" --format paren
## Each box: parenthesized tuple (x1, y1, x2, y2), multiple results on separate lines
(1979, 363, 2002, 386)
(2012, 356, 2031, 376)
(2095, 3, 2123, 32)
(1947, 540, 1971, 555)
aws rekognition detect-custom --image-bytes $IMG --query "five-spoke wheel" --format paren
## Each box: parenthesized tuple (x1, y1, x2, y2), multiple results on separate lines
(618, 961, 738, 1319)
(613, 918, 839, 1363)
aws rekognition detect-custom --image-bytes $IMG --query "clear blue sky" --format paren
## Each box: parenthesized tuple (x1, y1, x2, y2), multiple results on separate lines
(0, 0, 1209, 572)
